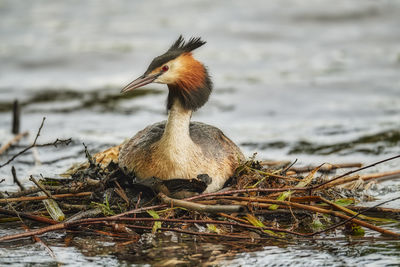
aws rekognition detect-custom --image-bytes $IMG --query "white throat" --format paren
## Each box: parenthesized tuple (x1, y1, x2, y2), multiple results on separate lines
(162, 99, 193, 143)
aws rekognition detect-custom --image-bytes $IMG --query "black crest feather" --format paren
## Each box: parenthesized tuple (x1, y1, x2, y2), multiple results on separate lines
(144, 35, 206, 75)
(168, 35, 206, 54)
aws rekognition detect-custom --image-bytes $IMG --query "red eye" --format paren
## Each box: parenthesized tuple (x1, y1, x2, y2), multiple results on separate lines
(162, 65, 169, 72)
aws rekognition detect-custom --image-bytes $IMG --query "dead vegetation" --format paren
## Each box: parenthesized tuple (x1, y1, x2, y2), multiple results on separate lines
(1, 114, 400, 259)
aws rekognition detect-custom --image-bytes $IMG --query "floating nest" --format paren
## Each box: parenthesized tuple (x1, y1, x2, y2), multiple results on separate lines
(0, 118, 400, 249)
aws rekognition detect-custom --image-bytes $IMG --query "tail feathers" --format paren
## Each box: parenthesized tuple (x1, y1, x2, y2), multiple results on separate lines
(61, 144, 122, 177)
(93, 144, 122, 167)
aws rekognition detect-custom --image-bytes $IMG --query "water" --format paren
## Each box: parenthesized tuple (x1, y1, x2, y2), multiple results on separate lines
(0, 0, 400, 265)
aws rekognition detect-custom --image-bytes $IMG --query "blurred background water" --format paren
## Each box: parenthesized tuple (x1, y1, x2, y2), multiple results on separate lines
(0, 0, 399, 265)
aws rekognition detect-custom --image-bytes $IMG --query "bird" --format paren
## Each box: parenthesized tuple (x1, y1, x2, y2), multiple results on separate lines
(96, 36, 244, 196)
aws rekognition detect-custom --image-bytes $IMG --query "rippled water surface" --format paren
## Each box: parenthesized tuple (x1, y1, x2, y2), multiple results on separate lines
(1, 0, 400, 265)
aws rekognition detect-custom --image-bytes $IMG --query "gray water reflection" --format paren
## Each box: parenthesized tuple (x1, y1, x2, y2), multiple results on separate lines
(1, 0, 400, 265)
(226, 239, 400, 266)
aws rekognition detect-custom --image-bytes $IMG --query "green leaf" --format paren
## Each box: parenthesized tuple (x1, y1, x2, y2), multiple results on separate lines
(147, 210, 162, 234)
(269, 165, 322, 210)
(207, 224, 221, 234)
(245, 214, 282, 237)
(90, 195, 115, 216)
(268, 191, 292, 210)
(325, 198, 398, 223)
(334, 198, 355, 206)
(345, 223, 365, 236)
(311, 214, 324, 230)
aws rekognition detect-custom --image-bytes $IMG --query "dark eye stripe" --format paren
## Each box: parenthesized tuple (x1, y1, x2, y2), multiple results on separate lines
(145, 51, 180, 75)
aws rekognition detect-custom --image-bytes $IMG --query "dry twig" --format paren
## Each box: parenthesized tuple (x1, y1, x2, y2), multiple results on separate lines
(29, 176, 53, 199)
(290, 162, 362, 173)
(311, 154, 400, 190)
(159, 193, 246, 213)
(0, 131, 29, 156)
(11, 166, 25, 191)
(0, 192, 92, 203)
(0, 207, 57, 225)
(0, 117, 72, 169)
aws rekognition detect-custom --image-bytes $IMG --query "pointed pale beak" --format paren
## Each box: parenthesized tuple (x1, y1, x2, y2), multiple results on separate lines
(121, 73, 160, 93)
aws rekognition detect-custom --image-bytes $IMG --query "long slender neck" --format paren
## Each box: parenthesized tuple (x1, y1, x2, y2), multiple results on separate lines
(162, 99, 192, 141)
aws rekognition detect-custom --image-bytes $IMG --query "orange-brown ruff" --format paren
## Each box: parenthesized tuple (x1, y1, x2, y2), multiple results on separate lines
(101, 36, 244, 194)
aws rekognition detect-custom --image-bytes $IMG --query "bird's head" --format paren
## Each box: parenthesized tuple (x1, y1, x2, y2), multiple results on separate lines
(121, 35, 212, 111)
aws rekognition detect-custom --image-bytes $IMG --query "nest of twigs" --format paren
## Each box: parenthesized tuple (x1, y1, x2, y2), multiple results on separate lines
(1, 143, 400, 245)
(1, 117, 400, 247)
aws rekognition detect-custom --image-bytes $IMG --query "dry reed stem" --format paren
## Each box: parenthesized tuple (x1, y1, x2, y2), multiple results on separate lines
(5, 185, 66, 198)
(289, 162, 362, 173)
(0, 207, 58, 225)
(29, 176, 53, 199)
(311, 154, 400, 190)
(0, 192, 92, 203)
(0, 131, 29, 155)
(319, 170, 400, 189)
(159, 193, 245, 213)
(346, 206, 400, 214)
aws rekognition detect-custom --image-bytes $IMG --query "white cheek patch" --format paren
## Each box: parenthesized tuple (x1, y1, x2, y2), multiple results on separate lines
(154, 57, 184, 84)
(155, 72, 176, 84)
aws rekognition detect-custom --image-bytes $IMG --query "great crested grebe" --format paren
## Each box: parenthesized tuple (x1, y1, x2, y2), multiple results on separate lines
(115, 36, 244, 194)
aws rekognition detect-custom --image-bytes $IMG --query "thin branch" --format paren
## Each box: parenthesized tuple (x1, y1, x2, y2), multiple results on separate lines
(311, 154, 400, 190)
(11, 166, 25, 191)
(159, 193, 246, 213)
(307, 196, 400, 237)
(346, 205, 400, 214)
(110, 204, 169, 218)
(134, 192, 142, 219)
(34, 138, 72, 148)
(4, 185, 76, 198)
(289, 162, 362, 173)
(114, 181, 130, 205)
(281, 158, 297, 174)
(0, 117, 72, 169)
(33, 117, 46, 144)
(0, 207, 57, 225)
(0, 192, 92, 203)
(64, 208, 103, 223)
(12, 99, 20, 134)
(183, 187, 309, 202)
(318, 169, 400, 189)
(29, 176, 53, 199)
